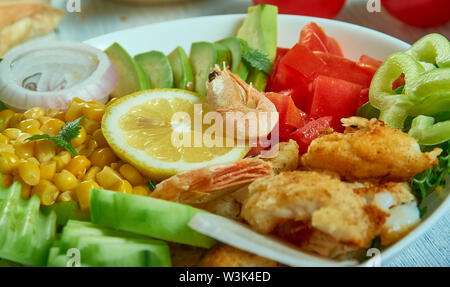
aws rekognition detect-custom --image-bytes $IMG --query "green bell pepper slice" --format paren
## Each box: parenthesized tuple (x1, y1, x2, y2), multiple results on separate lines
(405, 33, 450, 68)
(369, 52, 425, 129)
(408, 115, 450, 145)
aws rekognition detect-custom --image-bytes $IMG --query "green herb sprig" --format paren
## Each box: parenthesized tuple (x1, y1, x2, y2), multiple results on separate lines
(27, 116, 85, 157)
(240, 41, 273, 74)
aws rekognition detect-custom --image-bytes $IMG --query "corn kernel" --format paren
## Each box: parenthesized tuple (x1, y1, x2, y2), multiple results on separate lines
(9, 113, 24, 129)
(53, 169, 78, 191)
(75, 180, 99, 210)
(132, 185, 150, 196)
(20, 180, 31, 200)
(53, 151, 72, 172)
(65, 155, 91, 178)
(90, 147, 117, 167)
(96, 166, 122, 188)
(83, 166, 101, 181)
(47, 109, 65, 121)
(111, 179, 133, 194)
(71, 126, 87, 148)
(1, 174, 13, 187)
(0, 110, 15, 131)
(39, 117, 65, 137)
(0, 143, 14, 153)
(18, 118, 41, 134)
(83, 118, 101, 135)
(110, 162, 123, 171)
(35, 139, 56, 163)
(0, 134, 9, 145)
(65, 99, 86, 122)
(82, 103, 105, 122)
(3, 128, 21, 140)
(57, 190, 77, 202)
(40, 161, 56, 180)
(23, 107, 45, 119)
(14, 133, 35, 159)
(18, 161, 40, 186)
(78, 137, 98, 158)
(119, 164, 144, 185)
(92, 129, 108, 148)
(25, 157, 40, 166)
(0, 152, 19, 174)
(31, 180, 59, 206)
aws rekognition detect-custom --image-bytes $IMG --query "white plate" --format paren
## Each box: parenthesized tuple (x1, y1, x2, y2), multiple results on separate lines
(84, 14, 450, 266)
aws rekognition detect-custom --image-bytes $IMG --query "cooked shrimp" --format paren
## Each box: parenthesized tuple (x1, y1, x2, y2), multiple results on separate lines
(150, 158, 272, 207)
(206, 67, 278, 139)
(264, 139, 300, 174)
(301, 117, 441, 181)
(198, 245, 279, 267)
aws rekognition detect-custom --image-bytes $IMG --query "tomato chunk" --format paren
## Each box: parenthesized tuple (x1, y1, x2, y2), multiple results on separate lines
(289, 116, 332, 154)
(265, 92, 308, 130)
(357, 54, 382, 75)
(299, 22, 329, 53)
(280, 44, 327, 80)
(266, 47, 290, 92)
(326, 37, 344, 57)
(310, 75, 362, 132)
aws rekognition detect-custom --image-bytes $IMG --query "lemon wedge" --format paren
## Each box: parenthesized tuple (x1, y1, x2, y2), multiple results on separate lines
(102, 89, 249, 180)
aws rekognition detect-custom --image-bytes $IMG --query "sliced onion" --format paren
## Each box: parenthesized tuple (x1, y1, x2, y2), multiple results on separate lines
(0, 41, 118, 111)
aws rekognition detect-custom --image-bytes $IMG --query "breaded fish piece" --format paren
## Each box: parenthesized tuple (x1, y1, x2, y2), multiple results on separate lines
(301, 117, 441, 181)
(264, 139, 300, 174)
(241, 171, 377, 248)
(198, 245, 279, 267)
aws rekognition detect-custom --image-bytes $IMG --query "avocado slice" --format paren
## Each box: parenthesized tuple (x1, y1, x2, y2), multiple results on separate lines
(90, 188, 215, 248)
(237, 4, 278, 91)
(135, 51, 174, 88)
(105, 43, 151, 98)
(214, 42, 232, 68)
(219, 37, 249, 81)
(189, 41, 217, 96)
(168, 46, 194, 90)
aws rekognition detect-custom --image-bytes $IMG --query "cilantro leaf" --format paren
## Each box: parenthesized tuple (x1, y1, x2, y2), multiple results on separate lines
(27, 116, 85, 157)
(242, 49, 273, 74)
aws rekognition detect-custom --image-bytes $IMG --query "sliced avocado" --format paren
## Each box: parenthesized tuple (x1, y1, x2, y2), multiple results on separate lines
(219, 37, 249, 81)
(237, 4, 278, 91)
(168, 46, 194, 91)
(90, 188, 215, 248)
(214, 42, 231, 68)
(189, 41, 217, 96)
(135, 51, 174, 88)
(105, 43, 151, 98)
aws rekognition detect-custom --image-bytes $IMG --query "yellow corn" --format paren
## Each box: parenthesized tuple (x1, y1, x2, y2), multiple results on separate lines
(53, 169, 78, 191)
(65, 155, 91, 178)
(132, 185, 150, 196)
(75, 180, 99, 211)
(83, 166, 101, 181)
(47, 109, 65, 121)
(92, 129, 108, 148)
(65, 98, 85, 122)
(96, 166, 122, 188)
(1, 174, 13, 187)
(9, 113, 24, 129)
(14, 133, 35, 159)
(90, 147, 117, 167)
(18, 161, 40, 186)
(119, 164, 144, 185)
(35, 139, 56, 163)
(25, 157, 40, 166)
(31, 180, 59, 206)
(18, 118, 41, 133)
(3, 128, 21, 140)
(0, 143, 14, 153)
(0, 152, 19, 174)
(57, 190, 77, 202)
(23, 107, 45, 119)
(110, 162, 123, 171)
(40, 117, 65, 136)
(82, 103, 105, 122)
(40, 161, 56, 180)
(0, 110, 15, 131)
(81, 118, 100, 135)
(111, 179, 133, 194)
(77, 137, 97, 158)
(70, 125, 87, 148)
(20, 180, 31, 200)
(53, 151, 72, 172)
(0, 134, 9, 144)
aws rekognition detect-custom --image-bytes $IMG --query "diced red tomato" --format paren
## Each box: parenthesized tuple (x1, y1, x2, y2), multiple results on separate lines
(314, 51, 374, 88)
(359, 88, 370, 107)
(265, 91, 308, 130)
(266, 47, 290, 92)
(280, 44, 327, 80)
(392, 75, 405, 90)
(357, 54, 382, 75)
(310, 75, 362, 132)
(326, 37, 344, 57)
(299, 22, 329, 53)
(289, 84, 314, 114)
(289, 116, 332, 154)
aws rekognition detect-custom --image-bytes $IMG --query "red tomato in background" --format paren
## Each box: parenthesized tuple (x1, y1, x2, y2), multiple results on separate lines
(253, 0, 346, 19)
(381, 0, 450, 28)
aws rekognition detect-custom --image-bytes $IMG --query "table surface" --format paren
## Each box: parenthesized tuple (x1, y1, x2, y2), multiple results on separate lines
(50, 0, 449, 267)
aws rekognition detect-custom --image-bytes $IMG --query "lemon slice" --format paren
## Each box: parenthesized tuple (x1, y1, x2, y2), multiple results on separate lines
(102, 89, 249, 180)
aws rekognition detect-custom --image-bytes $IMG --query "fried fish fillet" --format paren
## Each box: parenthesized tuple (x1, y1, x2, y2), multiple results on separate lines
(198, 245, 279, 267)
(301, 117, 441, 181)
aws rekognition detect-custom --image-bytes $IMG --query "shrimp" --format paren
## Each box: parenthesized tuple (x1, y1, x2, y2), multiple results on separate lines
(198, 245, 279, 267)
(301, 117, 442, 181)
(206, 67, 278, 139)
(264, 139, 300, 174)
(150, 158, 272, 207)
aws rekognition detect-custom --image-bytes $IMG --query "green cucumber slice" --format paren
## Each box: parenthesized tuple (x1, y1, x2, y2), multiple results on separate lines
(189, 41, 217, 96)
(41, 200, 89, 227)
(168, 46, 194, 90)
(90, 188, 215, 248)
(135, 51, 174, 88)
(219, 37, 249, 81)
(214, 42, 232, 68)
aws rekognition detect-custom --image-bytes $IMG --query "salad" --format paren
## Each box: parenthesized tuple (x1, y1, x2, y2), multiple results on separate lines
(0, 4, 448, 267)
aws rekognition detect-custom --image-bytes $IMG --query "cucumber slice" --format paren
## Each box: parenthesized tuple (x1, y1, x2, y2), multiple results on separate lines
(189, 42, 217, 96)
(214, 42, 232, 68)
(0, 182, 56, 266)
(41, 200, 89, 226)
(105, 43, 151, 98)
(168, 46, 194, 90)
(135, 51, 174, 88)
(219, 37, 249, 81)
(90, 188, 215, 248)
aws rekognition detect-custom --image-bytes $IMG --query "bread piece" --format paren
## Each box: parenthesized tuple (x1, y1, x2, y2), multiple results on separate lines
(0, 1, 65, 56)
